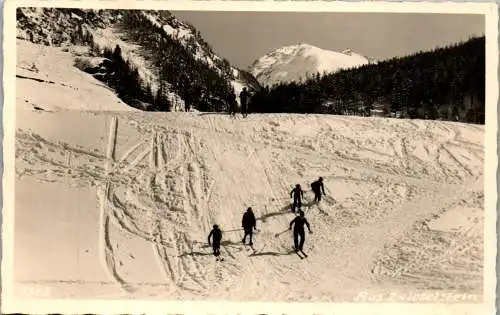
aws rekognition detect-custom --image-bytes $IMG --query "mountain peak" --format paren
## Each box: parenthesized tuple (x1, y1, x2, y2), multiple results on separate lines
(341, 48, 353, 55)
(250, 44, 371, 87)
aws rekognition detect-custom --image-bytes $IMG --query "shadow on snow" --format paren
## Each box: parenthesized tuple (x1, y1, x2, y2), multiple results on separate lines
(248, 250, 297, 257)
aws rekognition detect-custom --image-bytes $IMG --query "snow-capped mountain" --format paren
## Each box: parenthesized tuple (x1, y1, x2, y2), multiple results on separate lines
(249, 43, 375, 87)
(16, 8, 259, 111)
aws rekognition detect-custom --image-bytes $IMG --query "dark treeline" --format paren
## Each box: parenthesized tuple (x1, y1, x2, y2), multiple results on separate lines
(250, 36, 485, 124)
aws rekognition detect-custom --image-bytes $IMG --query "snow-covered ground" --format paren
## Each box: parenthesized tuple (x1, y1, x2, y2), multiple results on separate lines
(9, 39, 486, 304)
(16, 40, 137, 112)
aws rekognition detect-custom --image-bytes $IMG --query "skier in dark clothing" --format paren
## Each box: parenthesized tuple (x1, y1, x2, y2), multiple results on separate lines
(229, 96, 237, 117)
(290, 184, 304, 212)
(289, 210, 312, 251)
(208, 224, 223, 258)
(311, 177, 326, 203)
(239, 87, 250, 117)
(241, 207, 257, 245)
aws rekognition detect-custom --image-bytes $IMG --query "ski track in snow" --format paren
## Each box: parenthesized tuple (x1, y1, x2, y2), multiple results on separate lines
(15, 110, 484, 301)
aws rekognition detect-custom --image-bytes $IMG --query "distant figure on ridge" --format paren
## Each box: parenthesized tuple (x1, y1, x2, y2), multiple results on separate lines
(290, 184, 304, 212)
(229, 98, 237, 117)
(311, 177, 326, 203)
(239, 87, 250, 118)
(241, 207, 257, 246)
(208, 224, 223, 260)
(289, 210, 312, 252)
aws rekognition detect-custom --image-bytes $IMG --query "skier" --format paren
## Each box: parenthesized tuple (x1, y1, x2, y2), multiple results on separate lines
(241, 207, 257, 245)
(239, 87, 250, 118)
(229, 96, 237, 117)
(311, 176, 326, 203)
(289, 210, 312, 252)
(290, 184, 304, 212)
(208, 224, 223, 259)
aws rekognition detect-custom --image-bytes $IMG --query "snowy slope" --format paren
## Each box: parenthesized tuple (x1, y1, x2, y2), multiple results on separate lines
(13, 111, 485, 302)
(12, 56, 484, 301)
(16, 39, 137, 112)
(250, 43, 373, 87)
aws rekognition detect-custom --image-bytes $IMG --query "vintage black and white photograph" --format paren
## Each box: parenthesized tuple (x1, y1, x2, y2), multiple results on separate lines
(2, 1, 497, 313)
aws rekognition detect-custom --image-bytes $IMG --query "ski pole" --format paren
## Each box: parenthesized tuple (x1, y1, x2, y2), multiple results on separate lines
(274, 229, 289, 238)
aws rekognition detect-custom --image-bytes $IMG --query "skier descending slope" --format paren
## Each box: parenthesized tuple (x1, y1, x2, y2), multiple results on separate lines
(208, 224, 223, 261)
(239, 87, 250, 118)
(290, 184, 304, 213)
(289, 210, 312, 255)
(311, 177, 326, 203)
(242, 207, 257, 246)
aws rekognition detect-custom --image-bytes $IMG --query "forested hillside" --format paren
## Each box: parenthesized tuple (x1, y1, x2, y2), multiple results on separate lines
(16, 8, 259, 112)
(119, 11, 238, 112)
(249, 36, 485, 124)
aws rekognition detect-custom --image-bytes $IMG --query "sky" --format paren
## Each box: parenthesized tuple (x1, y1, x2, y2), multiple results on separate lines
(171, 11, 485, 69)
